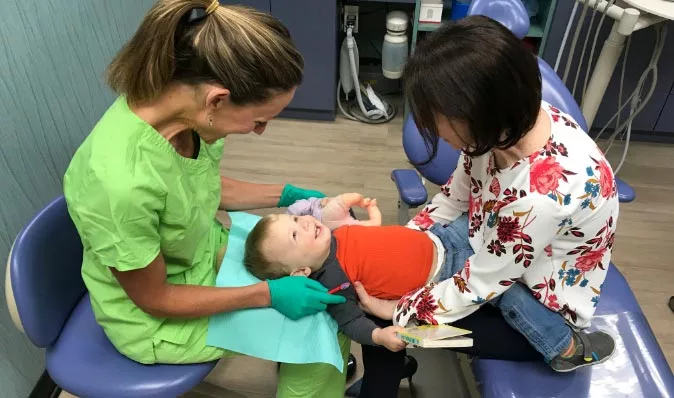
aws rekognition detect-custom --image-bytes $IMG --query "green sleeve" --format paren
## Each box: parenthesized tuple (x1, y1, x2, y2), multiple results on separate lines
(67, 177, 163, 272)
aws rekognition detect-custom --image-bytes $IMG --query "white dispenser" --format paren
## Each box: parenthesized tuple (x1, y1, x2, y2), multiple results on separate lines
(382, 11, 409, 79)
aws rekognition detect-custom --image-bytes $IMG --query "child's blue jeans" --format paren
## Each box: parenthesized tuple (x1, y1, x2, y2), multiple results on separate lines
(429, 214, 572, 362)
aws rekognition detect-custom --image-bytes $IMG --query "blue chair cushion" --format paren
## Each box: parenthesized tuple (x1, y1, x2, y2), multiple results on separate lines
(391, 169, 428, 207)
(468, 0, 530, 40)
(402, 115, 462, 187)
(46, 294, 217, 398)
(472, 265, 674, 397)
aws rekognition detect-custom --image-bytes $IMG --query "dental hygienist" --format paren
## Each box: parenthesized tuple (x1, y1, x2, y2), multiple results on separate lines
(62, 1, 348, 396)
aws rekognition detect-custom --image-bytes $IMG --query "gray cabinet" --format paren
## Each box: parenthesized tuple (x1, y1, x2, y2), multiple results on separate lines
(272, 0, 337, 120)
(542, 1, 674, 139)
(219, 0, 270, 12)
(219, 0, 338, 120)
(655, 95, 674, 133)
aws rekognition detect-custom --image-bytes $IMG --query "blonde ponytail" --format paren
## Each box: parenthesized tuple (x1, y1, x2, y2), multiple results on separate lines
(106, 0, 303, 105)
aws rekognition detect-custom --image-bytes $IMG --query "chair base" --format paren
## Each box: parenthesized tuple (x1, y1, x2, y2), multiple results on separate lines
(30, 370, 61, 398)
(615, 177, 636, 203)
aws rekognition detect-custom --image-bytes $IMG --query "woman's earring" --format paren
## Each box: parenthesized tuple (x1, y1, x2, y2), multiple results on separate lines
(208, 116, 213, 127)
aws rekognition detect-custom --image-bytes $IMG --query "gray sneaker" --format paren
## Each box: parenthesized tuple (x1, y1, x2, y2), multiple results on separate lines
(550, 330, 616, 372)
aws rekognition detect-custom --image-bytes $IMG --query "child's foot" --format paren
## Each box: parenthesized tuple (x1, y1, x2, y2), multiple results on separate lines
(550, 330, 615, 372)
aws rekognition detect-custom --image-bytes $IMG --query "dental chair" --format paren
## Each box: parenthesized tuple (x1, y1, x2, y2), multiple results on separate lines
(390, 0, 673, 396)
(5, 195, 219, 397)
(6, 195, 359, 397)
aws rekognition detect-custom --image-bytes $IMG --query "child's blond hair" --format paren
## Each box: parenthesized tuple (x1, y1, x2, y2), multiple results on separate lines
(243, 215, 288, 280)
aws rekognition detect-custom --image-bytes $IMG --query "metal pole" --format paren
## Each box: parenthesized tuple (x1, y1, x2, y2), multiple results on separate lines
(581, 8, 639, 127)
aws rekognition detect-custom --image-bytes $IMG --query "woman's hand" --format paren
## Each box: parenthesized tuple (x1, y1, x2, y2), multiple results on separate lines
(354, 281, 398, 320)
(267, 276, 346, 320)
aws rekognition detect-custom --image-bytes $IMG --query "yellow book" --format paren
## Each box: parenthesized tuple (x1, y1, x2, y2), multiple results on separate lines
(397, 324, 473, 348)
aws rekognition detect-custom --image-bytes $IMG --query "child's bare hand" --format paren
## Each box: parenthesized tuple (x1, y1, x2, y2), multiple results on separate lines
(372, 326, 407, 352)
(361, 198, 377, 208)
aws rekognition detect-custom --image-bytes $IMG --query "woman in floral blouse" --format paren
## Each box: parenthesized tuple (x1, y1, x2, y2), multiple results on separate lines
(351, 16, 619, 397)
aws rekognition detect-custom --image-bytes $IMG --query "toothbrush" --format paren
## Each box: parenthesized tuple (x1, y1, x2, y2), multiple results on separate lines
(328, 282, 351, 295)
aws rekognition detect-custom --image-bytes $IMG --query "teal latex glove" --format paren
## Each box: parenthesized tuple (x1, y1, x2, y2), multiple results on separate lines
(277, 184, 326, 208)
(267, 276, 346, 320)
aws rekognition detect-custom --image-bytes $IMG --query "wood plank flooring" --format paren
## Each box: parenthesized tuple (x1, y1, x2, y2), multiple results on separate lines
(219, 114, 674, 370)
(63, 111, 674, 398)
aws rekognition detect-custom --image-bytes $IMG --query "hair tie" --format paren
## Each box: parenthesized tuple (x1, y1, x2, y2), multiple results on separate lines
(205, 0, 219, 15)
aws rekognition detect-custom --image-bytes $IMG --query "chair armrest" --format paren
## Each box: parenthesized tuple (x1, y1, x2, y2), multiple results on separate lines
(391, 169, 428, 208)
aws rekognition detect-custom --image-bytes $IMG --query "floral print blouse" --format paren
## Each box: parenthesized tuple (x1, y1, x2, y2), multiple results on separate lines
(396, 101, 619, 329)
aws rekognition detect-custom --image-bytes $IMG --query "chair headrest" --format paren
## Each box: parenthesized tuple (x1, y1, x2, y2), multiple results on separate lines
(468, 0, 531, 40)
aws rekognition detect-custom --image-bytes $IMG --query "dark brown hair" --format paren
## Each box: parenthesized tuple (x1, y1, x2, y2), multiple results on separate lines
(404, 15, 542, 160)
(106, 0, 303, 105)
(243, 215, 287, 280)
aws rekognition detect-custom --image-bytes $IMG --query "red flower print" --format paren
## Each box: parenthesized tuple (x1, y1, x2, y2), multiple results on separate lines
(529, 156, 566, 195)
(498, 207, 536, 267)
(551, 114, 561, 123)
(469, 213, 483, 237)
(574, 247, 606, 272)
(440, 176, 453, 197)
(497, 216, 521, 243)
(468, 195, 482, 218)
(543, 140, 554, 154)
(463, 156, 472, 175)
(539, 140, 571, 158)
(567, 218, 613, 278)
(562, 116, 578, 129)
(558, 144, 568, 156)
(470, 177, 482, 194)
(412, 207, 436, 230)
(547, 294, 560, 310)
(596, 159, 614, 198)
(544, 244, 553, 257)
(489, 178, 501, 196)
(463, 258, 471, 280)
(549, 105, 561, 114)
(487, 240, 506, 256)
(409, 286, 439, 325)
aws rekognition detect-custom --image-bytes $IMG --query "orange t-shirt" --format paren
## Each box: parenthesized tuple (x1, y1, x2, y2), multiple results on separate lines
(332, 225, 435, 300)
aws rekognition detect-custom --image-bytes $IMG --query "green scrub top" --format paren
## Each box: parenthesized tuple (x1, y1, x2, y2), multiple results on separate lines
(63, 96, 228, 364)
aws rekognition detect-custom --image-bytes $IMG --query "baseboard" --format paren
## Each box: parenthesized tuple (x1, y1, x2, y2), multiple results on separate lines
(278, 108, 336, 122)
(30, 371, 61, 398)
(589, 128, 674, 144)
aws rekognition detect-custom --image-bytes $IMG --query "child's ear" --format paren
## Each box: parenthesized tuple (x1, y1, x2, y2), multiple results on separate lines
(290, 267, 312, 277)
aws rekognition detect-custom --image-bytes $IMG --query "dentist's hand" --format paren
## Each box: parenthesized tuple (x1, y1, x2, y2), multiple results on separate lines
(267, 276, 346, 320)
(278, 184, 326, 208)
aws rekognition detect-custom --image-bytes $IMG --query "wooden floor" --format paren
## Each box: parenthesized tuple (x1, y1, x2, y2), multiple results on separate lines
(219, 111, 674, 371)
(62, 113, 673, 398)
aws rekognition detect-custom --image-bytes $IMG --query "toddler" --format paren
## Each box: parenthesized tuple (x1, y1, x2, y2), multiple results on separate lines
(244, 193, 449, 352)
